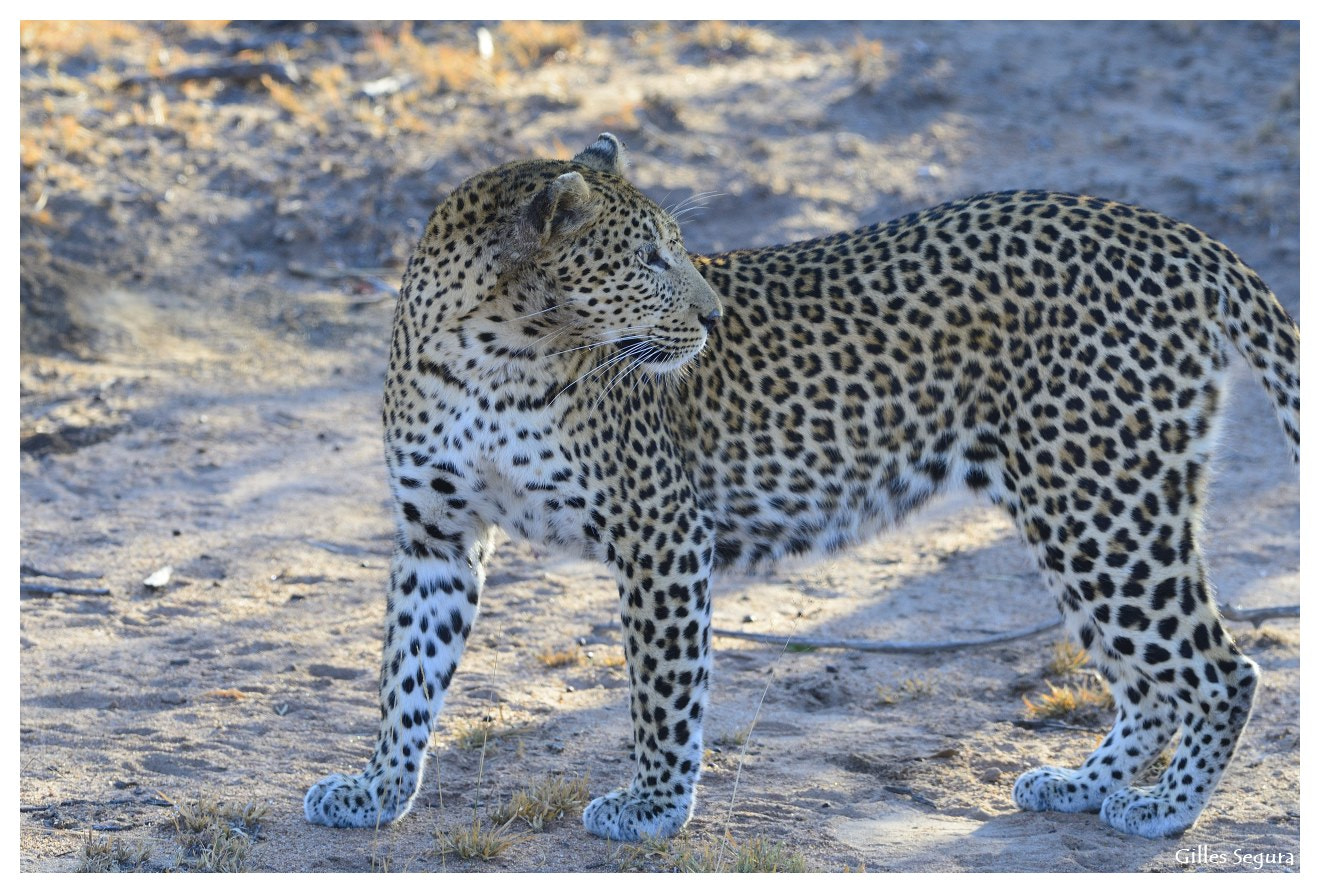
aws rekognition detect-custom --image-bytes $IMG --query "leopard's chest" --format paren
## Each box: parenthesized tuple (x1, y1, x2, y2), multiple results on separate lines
(452, 401, 602, 556)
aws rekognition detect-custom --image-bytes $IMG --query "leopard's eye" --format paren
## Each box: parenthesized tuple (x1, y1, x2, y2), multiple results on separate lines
(640, 245, 670, 271)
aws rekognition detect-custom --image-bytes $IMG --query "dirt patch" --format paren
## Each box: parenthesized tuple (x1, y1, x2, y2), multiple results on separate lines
(19, 21, 1298, 872)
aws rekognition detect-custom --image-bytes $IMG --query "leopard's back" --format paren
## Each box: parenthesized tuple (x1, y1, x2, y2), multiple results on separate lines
(679, 191, 1297, 571)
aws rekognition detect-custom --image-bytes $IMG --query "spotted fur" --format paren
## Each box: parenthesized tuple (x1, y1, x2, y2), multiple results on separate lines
(305, 134, 1300, 841)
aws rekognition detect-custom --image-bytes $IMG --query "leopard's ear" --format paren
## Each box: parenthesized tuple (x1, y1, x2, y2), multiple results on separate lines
(572, 132, 628, 174)
(526, 171, 594, 244)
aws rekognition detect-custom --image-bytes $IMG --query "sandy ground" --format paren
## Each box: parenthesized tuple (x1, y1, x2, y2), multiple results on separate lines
(18, 21, 1299, 872)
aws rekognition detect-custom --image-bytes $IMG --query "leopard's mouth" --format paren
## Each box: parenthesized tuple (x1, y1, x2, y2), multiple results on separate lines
(614, 334, 708, 373)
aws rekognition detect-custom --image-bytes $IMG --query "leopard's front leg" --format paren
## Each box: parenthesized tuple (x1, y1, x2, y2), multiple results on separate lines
(305, 523, 493, 829)
(583, 526, 715, 841)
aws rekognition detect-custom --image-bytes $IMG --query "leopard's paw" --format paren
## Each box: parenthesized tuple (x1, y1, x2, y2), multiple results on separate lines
(304, 771, 413, 829)
(1100, 786, 1198, 838)
(1013, 765, 1106, 813)
(582, 788, 693, 841)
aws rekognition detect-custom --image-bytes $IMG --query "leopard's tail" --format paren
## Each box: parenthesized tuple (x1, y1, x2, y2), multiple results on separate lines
(1213, 248, 1300, 461)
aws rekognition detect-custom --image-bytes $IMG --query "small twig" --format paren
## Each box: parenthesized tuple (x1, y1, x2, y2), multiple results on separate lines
(21, 582, 111, 597)
(21, 796, 172, 811)
(715, 600, 1300, 652)
(287, 262, 398, 297)
(304, 538, 387, 558)
(1220, 602, 1299, 627)
(883, 784, 937, 808)
(117, 61, 299, 90)
(20, 564, 103, 581)
(1012, 719, 1106, 734)
(712, 618, 1062, 654)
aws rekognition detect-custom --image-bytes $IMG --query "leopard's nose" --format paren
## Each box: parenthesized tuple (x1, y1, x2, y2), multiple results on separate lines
(699, 308, 722, 332)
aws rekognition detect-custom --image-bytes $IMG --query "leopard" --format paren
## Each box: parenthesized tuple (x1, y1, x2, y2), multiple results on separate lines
(304, 133, 1300, 843)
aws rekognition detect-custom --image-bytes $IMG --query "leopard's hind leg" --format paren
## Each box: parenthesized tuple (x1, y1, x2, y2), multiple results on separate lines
(1006, 454, 1258, 837)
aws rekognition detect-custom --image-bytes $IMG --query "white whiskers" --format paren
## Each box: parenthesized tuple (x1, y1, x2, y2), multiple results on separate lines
(667, 191, 726, 226)
(548, 339, 653, 409)
(544, 326, 655, 359)
(590, 344, 656, 412)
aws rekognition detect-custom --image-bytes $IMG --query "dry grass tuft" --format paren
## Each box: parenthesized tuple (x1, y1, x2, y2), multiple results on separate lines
(615, 832, 807, 872)
(1045, 639, 1090, 676)
(77, 831, 153, 872)
(262, 74, 327, 135)
(449, 714, 537, 753)
(490, 773, 591, 830)
(20, 21, 147, 63)
(1023, 679, 1114, 721)
(537, 646, 583, 668)
(363, 23, 484, 95)
(538, 643, 626, 670)
(169, 797, 266, 872)
(589, 649, 627, 669)
(713, 724, 753, 749)
(1025, 640, 1115, 722)
(432, 816, 527, 862)
(496, 21, 585, 68)
(686, 21, 778, 57)
(876, 676, 935, 705)
(722, 837, 808, 872)
(846, 36, 891, 91)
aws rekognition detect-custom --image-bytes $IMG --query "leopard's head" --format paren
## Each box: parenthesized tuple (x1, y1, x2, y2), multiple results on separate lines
(418, 134, 722, 375)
